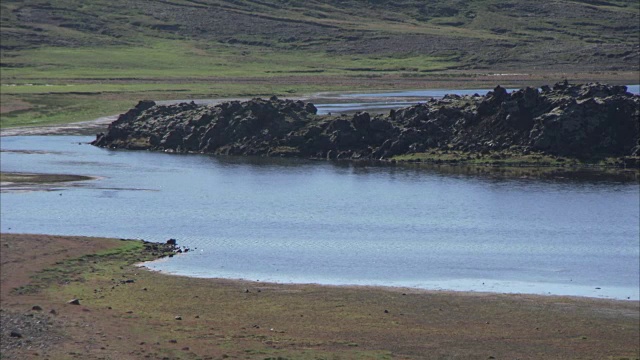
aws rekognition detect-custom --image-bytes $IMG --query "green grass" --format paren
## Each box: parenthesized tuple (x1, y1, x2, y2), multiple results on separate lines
(1, 42, 455, 80)
(0, 39, 457, 128)
(1, 0, 637, 129)
(11, 240, 144, 295)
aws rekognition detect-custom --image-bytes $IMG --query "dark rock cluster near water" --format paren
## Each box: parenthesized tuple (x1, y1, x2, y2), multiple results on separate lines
(92, 82, 640, 165)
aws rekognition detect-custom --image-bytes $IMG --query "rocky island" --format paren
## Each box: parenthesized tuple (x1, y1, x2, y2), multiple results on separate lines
(92, 82, 640, 167)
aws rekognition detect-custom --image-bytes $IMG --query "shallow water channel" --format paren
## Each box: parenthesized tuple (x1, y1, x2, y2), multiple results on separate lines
(1, 135, 638, 300)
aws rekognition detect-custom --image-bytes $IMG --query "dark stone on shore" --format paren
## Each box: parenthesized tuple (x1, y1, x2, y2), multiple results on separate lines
(9, 331, 22, 338)
(91, 82, 640, 165)
(67, 299, 80, 305)
(31, 305, 42, 311)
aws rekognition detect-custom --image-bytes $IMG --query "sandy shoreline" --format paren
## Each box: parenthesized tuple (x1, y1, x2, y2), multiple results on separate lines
(1, 233, 638, 359)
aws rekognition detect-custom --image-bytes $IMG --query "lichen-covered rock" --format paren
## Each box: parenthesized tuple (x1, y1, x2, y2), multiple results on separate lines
(92, 82, 640, 164)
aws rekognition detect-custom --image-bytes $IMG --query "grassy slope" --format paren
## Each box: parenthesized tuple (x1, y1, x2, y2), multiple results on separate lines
(0, 0, 638, 128)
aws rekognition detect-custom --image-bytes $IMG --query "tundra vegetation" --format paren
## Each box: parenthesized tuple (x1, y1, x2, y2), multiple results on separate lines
(1, 0, 639, 128)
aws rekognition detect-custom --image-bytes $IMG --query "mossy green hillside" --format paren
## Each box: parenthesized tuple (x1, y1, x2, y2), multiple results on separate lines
(1, 42, 455, 80)
(1, 0, 638, 128)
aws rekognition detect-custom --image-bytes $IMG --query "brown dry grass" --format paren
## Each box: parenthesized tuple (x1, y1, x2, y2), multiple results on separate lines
(1, 233, 638, 360)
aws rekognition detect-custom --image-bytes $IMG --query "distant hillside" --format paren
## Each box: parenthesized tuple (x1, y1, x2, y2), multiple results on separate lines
(1, 0, 638, 129)
(2, 0, 639, 71)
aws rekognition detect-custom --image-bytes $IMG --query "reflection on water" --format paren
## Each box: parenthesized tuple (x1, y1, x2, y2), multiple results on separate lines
(397, 163, 640, 184)
(1, 135, 639, 300)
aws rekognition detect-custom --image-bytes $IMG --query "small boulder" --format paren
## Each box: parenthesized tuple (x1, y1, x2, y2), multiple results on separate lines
(68, 299, 80, 305)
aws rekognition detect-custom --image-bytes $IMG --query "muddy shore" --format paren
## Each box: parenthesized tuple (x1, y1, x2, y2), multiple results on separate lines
(1, 233, 638, 359)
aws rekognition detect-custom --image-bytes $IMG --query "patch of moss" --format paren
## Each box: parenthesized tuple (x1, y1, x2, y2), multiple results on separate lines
(392, 150, 582, 167)
(14, 239, 176, 295)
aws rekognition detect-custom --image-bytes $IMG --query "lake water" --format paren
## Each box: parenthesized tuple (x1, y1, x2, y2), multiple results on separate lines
(313, 84, 640, 114)
(1, 135, 638, 300)
(160, 85, 640, 116)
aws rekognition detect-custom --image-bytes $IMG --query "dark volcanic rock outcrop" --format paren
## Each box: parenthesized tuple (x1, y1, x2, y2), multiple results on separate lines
(92, 82, 640, 163)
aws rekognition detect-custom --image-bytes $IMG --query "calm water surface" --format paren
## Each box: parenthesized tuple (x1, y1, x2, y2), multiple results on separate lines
(314, 84, 640, 114)
(162, 85, 640, 116)
(1, 135, 638, 300)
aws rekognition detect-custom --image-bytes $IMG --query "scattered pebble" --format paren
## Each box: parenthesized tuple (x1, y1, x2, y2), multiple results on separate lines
(1, 309, 63, 357)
